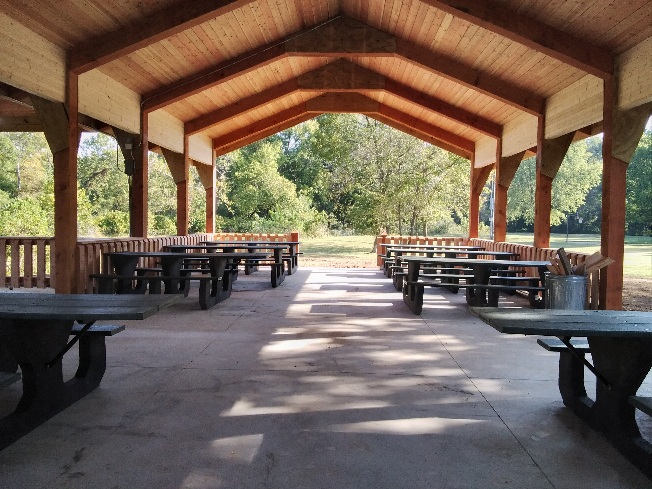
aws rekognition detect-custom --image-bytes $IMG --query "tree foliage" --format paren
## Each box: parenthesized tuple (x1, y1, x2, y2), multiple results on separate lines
(626, 130, 651, 235)
(507, 138, 602, 227)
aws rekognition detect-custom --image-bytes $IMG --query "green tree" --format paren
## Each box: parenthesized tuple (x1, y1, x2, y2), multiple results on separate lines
(626, 129, 651, 235)
(508, 139, 602, 226)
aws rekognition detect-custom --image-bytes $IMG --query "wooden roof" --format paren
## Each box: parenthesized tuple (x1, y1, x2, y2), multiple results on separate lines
(0, 0, 651, 164)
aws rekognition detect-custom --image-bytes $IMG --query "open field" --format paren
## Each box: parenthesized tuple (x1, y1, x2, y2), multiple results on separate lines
(300, 234, 651, 311)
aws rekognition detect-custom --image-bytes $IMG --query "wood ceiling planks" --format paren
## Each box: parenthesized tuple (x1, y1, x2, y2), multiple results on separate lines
(1, 0, 651, 156)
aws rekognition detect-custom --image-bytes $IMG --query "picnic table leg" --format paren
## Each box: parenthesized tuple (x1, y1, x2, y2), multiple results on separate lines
(466, 264, 488, 307)
(271, 249, 285, 287)
(555, 336, 652, 478)
(0, 319, 71, 450)
(402, 261, 423, 314)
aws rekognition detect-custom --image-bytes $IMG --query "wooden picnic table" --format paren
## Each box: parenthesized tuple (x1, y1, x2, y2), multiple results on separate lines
(0, 293, 179, 450)
(101, 251, 269, 308)
(199, 240, 301, 274)
(472, 307, 652, 479)
(401, 256, 549, 313)
(171, 243, 288, 285)
(387, 249, 518, 279)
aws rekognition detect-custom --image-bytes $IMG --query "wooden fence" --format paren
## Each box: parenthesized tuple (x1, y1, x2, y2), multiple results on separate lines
(2, 232, 298, 294)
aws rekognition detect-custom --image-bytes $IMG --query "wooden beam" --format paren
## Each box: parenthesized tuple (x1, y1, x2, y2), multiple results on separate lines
(142, 43, 287, 112)
(493, 139, 507, 242)
(383, 79, 502, 138)
(0, 115, 42, 132)
(305, 93, 379, 113)
(143, 15, 542, 117)
(50, 72, 80, 294)
(539, 131, 575, 179)
(423, 0, 613, 79)
(377, 104, 475, 155)
(469, 162, 493, 238)
(185, 79, 299, 135)
(187, 59, 502, 140)
(69, 0, 256, 74)
(533, 118, 575, 248)
(497, 151, 526, 188)
(212, 105, 308, 150)
(130, 112, 148, 237)
(395, 38, 545, 115)
(214, 112, 316, 156)
(371, 113, 470, 159)
(193, 158, 216, 233)
(30, 95, 69, 154)
(297, 59, 386, 91)
(601, 85, 652, 309)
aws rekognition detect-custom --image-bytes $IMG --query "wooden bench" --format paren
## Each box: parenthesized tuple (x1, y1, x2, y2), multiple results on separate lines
(69, 323, 125, 386)
(537, 337, 591, 353)
(629, 396, 652, 417)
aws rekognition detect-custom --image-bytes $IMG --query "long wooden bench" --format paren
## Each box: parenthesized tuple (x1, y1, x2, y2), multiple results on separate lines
(69, 323, 125, 386)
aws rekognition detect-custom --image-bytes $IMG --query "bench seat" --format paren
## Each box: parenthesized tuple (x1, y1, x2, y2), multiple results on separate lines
(537, 337, 590, 353)
(71, 323, 125, 336)
(629, 396, 652, 417)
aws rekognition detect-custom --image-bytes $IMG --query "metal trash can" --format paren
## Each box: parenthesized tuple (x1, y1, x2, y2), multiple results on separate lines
(545, 273, 587, 310)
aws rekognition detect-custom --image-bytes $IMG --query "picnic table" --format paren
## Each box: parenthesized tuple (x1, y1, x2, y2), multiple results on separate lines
(401, 256, 549, 314)
(472, 308, 652, 479)
(198, 240, 300, 283)
(100, 251, 269, 308)
(381, 244, 484, 275)
(388, 249, 518, 280)
(0, 293, 179, 450)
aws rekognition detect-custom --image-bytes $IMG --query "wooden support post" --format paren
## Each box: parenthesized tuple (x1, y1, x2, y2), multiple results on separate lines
(534, 115, 574, 248)
(601, 74, 652, 309)
(161, 147, 189, 236)
(495, 151, 525, 242)
(130, 112, 148, 237)
(469, 158, 492, 239)
(30, 76, 79, 294)
(194, 155, 216, 234)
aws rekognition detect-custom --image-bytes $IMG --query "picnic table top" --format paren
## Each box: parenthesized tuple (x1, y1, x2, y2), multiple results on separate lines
(390, 249, 516, 256)
(400, 256, 549, 267)
(472, 308, 652, 337)
(104, 251, 270, 259)
(199, 240, 300, 246)
(0, 293, 181, 320)
(384, 244, 483, 250)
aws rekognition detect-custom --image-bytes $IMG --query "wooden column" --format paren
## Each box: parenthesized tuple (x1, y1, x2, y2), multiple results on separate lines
(161, 147, 189, 236)
(468, 159, 493, 239)
(533, 116, 574, 248)
(30, 76, 79, 294)
(601, 74, 652, 309)
(194, 155, 216, 234)
(130, 112, 148, 237)
(494, 151, 525, 242)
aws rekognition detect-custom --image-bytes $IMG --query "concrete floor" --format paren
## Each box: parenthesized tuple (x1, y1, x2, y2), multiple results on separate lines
(1, 267, 651, 489)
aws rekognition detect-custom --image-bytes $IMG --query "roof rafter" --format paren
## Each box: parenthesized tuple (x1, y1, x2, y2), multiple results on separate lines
(211, 93, 475, 159)
(423, 0, 613, 79)
(144, 15, 543, 116)
(69, 0, 256, 74)
(186, 60, 501, 138)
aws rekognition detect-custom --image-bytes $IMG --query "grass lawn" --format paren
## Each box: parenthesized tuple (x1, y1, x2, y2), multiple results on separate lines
(300, 233, 652, 279)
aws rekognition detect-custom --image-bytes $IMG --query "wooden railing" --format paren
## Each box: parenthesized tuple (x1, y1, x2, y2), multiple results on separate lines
(2, 232, 298, 294)
(375, 235, 469, 266)
(0, 237, 54, 289)
(375, 235, 600, 309)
